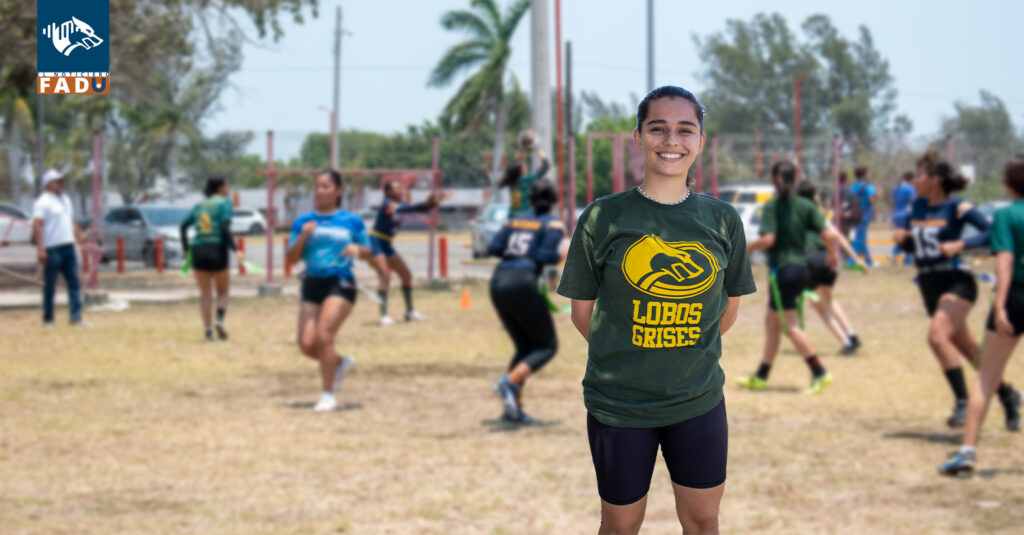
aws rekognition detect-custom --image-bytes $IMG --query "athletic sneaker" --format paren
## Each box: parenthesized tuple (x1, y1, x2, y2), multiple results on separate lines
(803, 373, 834, 395)
(735, 375, 767, 390)
(501, 410, 534, 425)
(947, 399, 968, 428)
(215, 322, 229, 340)
(839, 343, 857, 356)
(43, 322, 54, 328)
(492, 376, 519, 420)
(938, 450, 976, 476)
(848, 334, 862, 350)
(313, 392, 338, 413)
(332, 356, 356, 393)
(205, 329, 215, 342)
(405, 310, 427, 322)
(379, 315, 395, 326)
(999, 387, 1021, 432)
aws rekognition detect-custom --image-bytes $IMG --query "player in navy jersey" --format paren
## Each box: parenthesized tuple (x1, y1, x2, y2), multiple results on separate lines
(489, 179, 566, 423)
(894, 150, 1020, 429)
(369, 181, 445, 325)
(286, 170, 372, 413)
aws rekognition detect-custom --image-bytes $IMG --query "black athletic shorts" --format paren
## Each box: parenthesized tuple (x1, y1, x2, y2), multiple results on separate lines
(301, 274, 357, 305)
(587, 399, 727, 506)
(768, 263, 808, 311)
(192, 243, 229, 272)
(805, 250, 838, 288)
(986, 283, 1024, 336)
(916, 270, 977, 317)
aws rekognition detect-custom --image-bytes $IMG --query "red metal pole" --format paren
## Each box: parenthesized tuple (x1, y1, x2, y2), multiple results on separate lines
(283, 236, 291, 277)
(265, 131, 275, 284)
(611, 135, 624, 193)
(117, 237, 124, 274)
(695, 148, 704, 194)
(711, 136, 719, 198)
(554, 0, 565, 221)
(439, 236, 448, 279)
(427, 134, 440, 282)
(832, 135, 841, 229)
(238, 236, 246, 275)
(795, 71, 810, 179)
(155, 237, 164, 275)
(568, 135, 577, 234)
(89, 132, 101, 292)
(586, 135, 594, 204)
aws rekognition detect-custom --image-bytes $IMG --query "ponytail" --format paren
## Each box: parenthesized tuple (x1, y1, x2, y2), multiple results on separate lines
(930, 161, 968, 195)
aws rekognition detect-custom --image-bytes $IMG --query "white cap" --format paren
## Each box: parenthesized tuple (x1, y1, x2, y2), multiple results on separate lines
(41, 169, 64, 186)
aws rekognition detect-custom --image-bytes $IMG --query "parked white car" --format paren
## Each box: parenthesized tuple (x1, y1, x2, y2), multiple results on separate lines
(0, 201, 32, 245)
(231, 208, 267, 235)
(734, 202, 766, 264)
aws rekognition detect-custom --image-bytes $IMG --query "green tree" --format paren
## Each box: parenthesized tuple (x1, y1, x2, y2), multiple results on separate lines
(943, 90, 1024, 201)
(428, 0, 531, 185)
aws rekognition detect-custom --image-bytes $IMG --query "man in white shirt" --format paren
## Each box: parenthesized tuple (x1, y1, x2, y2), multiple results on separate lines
(32, 169, 87, 325)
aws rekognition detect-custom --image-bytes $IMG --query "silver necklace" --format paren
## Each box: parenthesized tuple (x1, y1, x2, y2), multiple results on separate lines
(637, 183, 690, 205)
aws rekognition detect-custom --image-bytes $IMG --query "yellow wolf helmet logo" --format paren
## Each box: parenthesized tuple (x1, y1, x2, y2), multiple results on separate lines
(622, 235, 719, 299)
(43, 16, 104, 57)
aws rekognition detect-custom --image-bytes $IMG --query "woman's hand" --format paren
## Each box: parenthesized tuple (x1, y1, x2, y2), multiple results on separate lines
(301, 220, 317, 236)
(939, 240, 965, 258)
(825, 250, 840, 271)
(893, 229, 910, 244)
(341, 243, 360, 258)
(994, 306, 1015, 336)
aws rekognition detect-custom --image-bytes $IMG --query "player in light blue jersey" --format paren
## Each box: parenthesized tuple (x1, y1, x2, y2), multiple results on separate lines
(286, 170, 371, 413)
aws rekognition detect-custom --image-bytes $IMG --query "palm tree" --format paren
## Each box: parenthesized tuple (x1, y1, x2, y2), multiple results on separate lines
(428, 0, 530, 185)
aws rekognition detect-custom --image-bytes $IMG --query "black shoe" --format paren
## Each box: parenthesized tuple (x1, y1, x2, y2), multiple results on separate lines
(848, 334, 862, 350)
(947, 399, 967, 428)
(205, 329, 215, 342)
(999, 388, 1021, 432)
(215, 322, 229, 341)
(839, 343, 857, 356)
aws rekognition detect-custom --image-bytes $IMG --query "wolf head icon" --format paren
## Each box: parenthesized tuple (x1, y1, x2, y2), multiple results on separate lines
(43, 16, 105, 57)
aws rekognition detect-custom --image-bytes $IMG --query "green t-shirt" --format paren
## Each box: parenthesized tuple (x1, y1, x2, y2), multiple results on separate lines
(509, 173, 540, 217)
(759, 196, 824, 268)
(991, 200, 1024, 283)
(556, 189, 757, 427)
(804, 205, 829, 253)
(186, 195, 233, 246)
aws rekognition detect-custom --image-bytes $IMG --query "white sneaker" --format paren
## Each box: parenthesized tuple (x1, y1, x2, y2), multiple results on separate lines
(379, 315, 395, 326)
(405, 310, 427, 322)
(332, 356, 356, 392)
(313, 393, 337, 413)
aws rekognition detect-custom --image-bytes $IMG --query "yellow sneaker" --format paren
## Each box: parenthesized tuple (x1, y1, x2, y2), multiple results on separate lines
(803, 373, 833, 395)
(736, 375, 767, 390)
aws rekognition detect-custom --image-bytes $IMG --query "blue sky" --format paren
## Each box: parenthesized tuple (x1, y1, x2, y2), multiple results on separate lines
(205, 0, 1024, 156)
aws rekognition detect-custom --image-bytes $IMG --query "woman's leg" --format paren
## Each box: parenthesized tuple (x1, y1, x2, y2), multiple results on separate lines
(599, 498, 648, 535)
(962, 330, 1020, 449)
(387, 254, 418, 317)
(213, 269, 230, 338)
(672, 484, 725, 535)
(759, 308, 782, 366)
(193, 270, 213, 333)
(929, 295, 974, 371)
(809, 287, 848, 346)
(371, 253, 392, 318)
(296, 302, 320, 360)
(314, 296, 354, 393)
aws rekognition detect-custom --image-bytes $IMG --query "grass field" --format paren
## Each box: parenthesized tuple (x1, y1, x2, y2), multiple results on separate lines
(2, 265, 1024, 534)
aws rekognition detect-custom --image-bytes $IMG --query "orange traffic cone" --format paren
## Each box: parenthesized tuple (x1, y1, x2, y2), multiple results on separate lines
(461, 288, 472, 310)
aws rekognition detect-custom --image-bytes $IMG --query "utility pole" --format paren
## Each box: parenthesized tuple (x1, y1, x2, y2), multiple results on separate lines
(530, 0, 553, 180)
(331, 5, 342, 169)
(646, 0, 654, 90)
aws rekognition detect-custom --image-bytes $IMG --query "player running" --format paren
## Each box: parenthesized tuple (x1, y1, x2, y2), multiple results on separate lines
(738, 162, 838, 394)
(489, 179, 565, 424)
(286, 170, 371, 413)
(940, 156, 1024, 475)
(894, 150, 1019, 429)
(369, 180, 444, 325)
(180, 177, 240, 341)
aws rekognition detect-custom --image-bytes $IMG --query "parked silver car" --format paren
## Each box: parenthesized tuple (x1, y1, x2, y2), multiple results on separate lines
(230, 207, 267, 235)
(101, 205, 189, 267)
(471, 203, 510, 258)
(0, 201, 32, 245)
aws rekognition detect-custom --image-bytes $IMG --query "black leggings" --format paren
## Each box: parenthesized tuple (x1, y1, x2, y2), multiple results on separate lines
(489, 267, 558, 373)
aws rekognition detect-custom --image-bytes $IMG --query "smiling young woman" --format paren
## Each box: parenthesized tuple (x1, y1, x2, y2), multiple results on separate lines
(557, 86, 756, 535)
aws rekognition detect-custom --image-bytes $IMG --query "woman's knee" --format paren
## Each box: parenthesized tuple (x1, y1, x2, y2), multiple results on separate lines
(680, 511, 719, 534)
